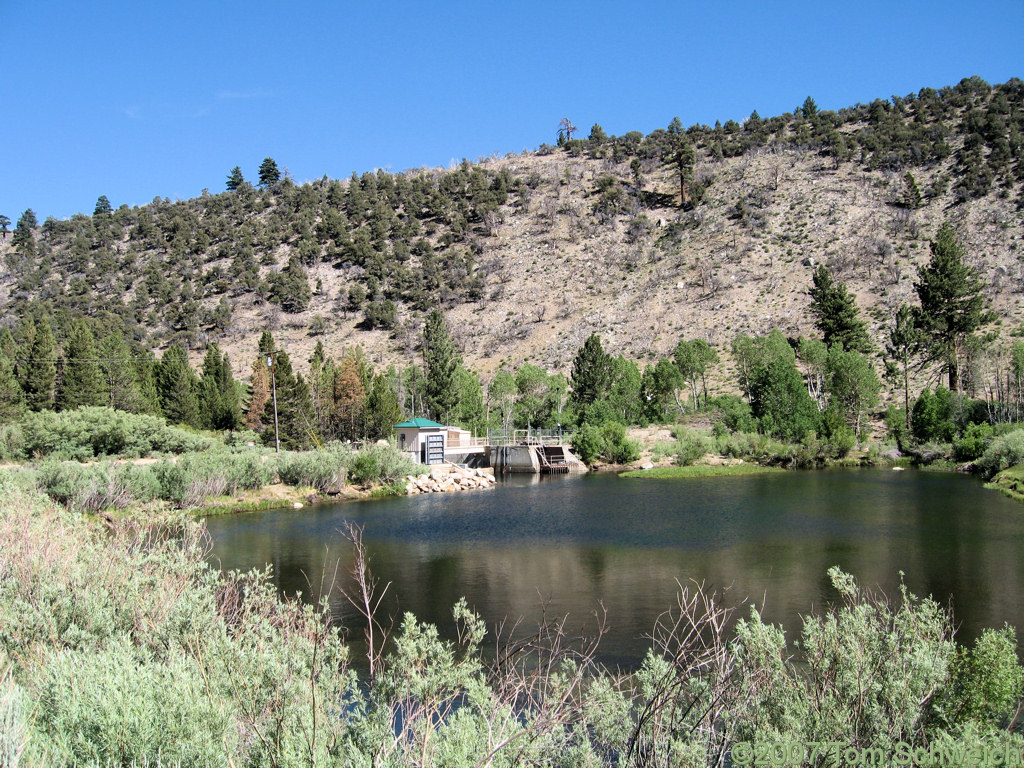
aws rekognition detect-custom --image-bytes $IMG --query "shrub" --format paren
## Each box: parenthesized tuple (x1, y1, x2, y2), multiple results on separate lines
(599, 422, 640, 464)
(710, 395, 756, 436)
(571, 424, 603, 464)
(885, 405, 908, 449)
(939, 626, 1024, 727)
(819, 408, 856, 458)
(975, 429, 1024, 478)
(348, 442, 417, 486)
(35, 461, 161, 512)
(0, 424, 24, 462)
(911, 388, 956, 443)
(274, 444, 352, 492)
(35, 639, 233, 766)
(673, 429, 711, 466)
(953, 422, 993, 462)
(569, 422, 639, 465)
(20, 407, 213, 461)
(155, 451, 272, 507)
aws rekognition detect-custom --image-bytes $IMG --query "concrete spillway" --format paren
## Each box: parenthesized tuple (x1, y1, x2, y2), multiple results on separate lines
(487, 444, 586, 474)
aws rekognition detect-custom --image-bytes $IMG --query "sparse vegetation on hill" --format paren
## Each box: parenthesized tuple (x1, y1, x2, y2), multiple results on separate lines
(0, 76, 1022, 466)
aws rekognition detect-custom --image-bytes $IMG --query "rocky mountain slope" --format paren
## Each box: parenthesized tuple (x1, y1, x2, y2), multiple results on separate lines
(2, 76, 1021, 391)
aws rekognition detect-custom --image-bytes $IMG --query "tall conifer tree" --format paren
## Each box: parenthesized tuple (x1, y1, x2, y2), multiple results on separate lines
(914, 222, 992, 391)
(22, 317, 57, 411)
(156, 345, 199, 426)
(808, 265, 872, 353)
(57, 320, 104, 410)
(423, 310, 460, 423)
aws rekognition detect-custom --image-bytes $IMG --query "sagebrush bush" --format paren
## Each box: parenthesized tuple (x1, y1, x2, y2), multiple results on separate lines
(155, 451, 272, 508)
(347, 442, 417, 486)
(274, 443, 352, 492)
(35, 461, 160, 512)
(673, 429, 711, 466)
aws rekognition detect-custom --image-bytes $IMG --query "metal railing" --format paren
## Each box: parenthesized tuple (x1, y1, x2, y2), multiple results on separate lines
(486, 428, 568, 447)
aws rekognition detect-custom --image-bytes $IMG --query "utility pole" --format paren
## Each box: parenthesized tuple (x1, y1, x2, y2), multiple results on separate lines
(267, 352, 281, 452)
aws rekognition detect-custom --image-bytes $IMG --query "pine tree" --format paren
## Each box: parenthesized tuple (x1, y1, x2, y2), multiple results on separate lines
(156, 345, 199, 426)
(226, 166, 245, 192)
(453, 365, 486, 435)
(569, 333, 612, 414)
(97, 330, 144, 412)
(258, 157, 281, 188)
(93, 195, 113, 217)
(22, 317, 57, 411)
(245, 356, 271, 431)
(423, 309, 460, 423)
(333, 352, 366, 440)
(217, 352, 241, 430)
(269, 255, 311, 313)
(133, 351, 162, 415)
(261, 350, 315, 449)
(914, 222, 992, 391)
(12, 209, 37, 255)
(0, 352, 24, 421)
(57, 320, 104, 410)
(663, 121, 696, 208)
(364, 373, 403, 441)
(808, 265, 872, 353)
(197, 343, 239, 430)
(308, 341, 334, 437)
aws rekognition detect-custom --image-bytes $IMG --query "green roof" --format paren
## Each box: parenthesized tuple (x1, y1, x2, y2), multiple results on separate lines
(394, 418, 445, 428)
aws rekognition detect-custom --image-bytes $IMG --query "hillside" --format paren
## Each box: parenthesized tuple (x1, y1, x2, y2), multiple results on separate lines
(1, 75, 1022, 394)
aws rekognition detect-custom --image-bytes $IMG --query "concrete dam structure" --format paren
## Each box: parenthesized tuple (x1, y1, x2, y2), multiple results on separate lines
(486, 433, 586, 474)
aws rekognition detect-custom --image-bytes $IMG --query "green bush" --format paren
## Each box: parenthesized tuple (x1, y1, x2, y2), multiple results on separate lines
(673, 429, 711, 466)
(35, 639, 233, 766)
(953, 422, 993, 462)
(569, 422, 639, 465)
(975, 429, 1024, 479)
(35, 461, 161, 512)
(819, 408, 856, 458)
(20, 407, 213, 461)
(0, 424, 24, 462)
(571, 424, 603, 464)
(155, 451, 272, 507)
(274, 444, 351, 491)
(939, 626, 1024, 727)
(599, 422, 640, 464)
(710, 394, 756, 436)
(714, 430, 790, 463)
(885, 405, 908, 449)
(348, 442, 417, 486)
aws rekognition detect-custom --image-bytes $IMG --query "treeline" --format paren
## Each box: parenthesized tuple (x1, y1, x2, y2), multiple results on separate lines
(556, 75, 1024, 205)
(1, 157, 521, 351)
(474, 222, 1024, 469)
(1, 77, 1021, 359)
(2, 221, 1022, 474)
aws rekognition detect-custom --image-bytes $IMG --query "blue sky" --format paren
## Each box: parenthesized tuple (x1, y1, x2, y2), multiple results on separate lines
(2, 0, 1021, 222)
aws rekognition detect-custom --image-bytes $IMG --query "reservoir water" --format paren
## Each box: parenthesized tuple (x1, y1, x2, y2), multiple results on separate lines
(206, 469, 1024, 668)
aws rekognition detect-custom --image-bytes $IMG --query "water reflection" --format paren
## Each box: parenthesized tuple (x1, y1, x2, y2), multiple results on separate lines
(206, 469, 1024, 667)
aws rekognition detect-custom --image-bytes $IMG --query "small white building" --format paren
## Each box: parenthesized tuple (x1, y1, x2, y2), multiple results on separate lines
(394, 418, 447, 465)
